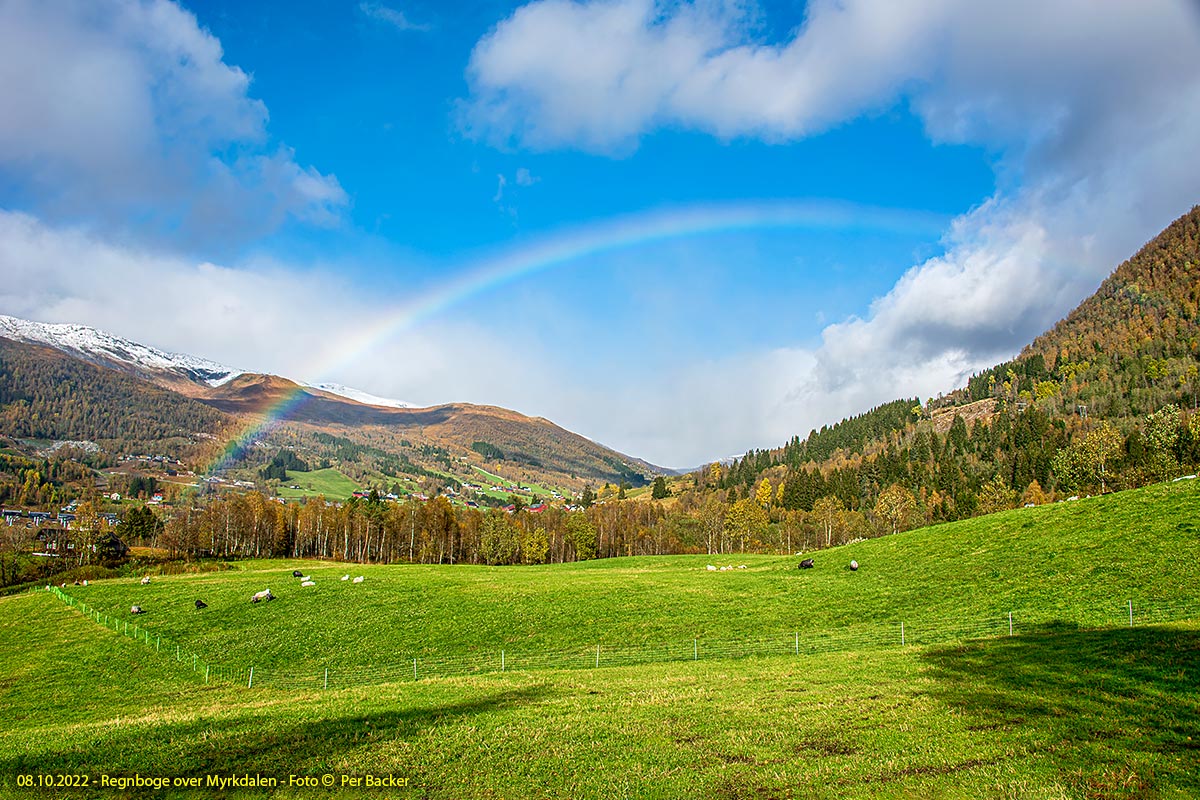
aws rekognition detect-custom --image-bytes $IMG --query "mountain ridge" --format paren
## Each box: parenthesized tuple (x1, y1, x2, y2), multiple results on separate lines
(0, 315, 664, 486)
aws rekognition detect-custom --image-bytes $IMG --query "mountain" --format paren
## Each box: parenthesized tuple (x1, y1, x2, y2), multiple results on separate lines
(707, 205, 1200, 522)
(0, 314, 659, 487)
(303, 383, 411, 409)
(0, 337, 231, 448)
(0, 315, 415, 409)
(0, 314, 243, 388)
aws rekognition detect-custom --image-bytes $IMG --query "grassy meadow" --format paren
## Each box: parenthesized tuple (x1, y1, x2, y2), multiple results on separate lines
(1, 479, 1198, 797)
(273, 468, 362, 500)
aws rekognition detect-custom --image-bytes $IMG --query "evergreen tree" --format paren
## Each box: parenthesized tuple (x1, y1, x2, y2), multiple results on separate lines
(651, 476, 670, 499)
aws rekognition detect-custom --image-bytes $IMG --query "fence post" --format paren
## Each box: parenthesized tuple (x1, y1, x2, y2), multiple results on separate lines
(694, 639, 698, 660)
(901, 622, 905, 646)
(413, 658, 418, 681)
(595, 645, 600, 669)
(1008, 612, 1013, 637)
(193, 654, 197, 672)
(794, 631, 799, 655)
(248, 667, 254, 688)
(205, 665, 209, 684)
(501, 650, 505, 672)
(324, 668, 328, 690)
(1128, 600, 1133, 627)
(156, 636, 160, 653)
(176, 645, 180, 661)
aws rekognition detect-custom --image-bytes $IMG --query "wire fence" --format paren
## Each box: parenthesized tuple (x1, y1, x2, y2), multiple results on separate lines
(42, 586, 1200, 691)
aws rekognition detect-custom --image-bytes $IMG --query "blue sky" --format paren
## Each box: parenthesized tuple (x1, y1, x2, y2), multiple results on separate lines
(1, 0, 1199, 467)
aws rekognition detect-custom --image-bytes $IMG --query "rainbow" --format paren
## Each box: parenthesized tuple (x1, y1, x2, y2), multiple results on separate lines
(199, 200, 948, 479)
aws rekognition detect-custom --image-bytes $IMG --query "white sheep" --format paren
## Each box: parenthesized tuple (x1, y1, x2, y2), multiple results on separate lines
(352, 576, 364, 584)
(341, 574, 349, 581)
(140, 576, 151, 585)
(301, 580, 315, 587)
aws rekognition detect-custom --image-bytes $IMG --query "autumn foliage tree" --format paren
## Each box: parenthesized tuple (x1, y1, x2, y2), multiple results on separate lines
(874, 484, 916, 536)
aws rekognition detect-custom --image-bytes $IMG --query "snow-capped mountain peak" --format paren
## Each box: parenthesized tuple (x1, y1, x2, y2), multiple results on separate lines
(0, 314, 413, 408)
(0, 314, 243, 387)
(304, 382, 411, 409)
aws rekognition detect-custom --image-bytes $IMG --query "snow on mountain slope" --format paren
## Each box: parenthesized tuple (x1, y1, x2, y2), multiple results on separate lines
(0, 314, 411, 407)
(303, 382, 411, 409)
(0, 314, 243, 386)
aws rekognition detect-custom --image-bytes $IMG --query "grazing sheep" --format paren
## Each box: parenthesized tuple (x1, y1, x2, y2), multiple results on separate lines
(250, 589, 274, 603)
(141, 576, 151, 585)
(737, 565, 747, 570)
(130, 605, 144, 614)
(706, 565, 717, 572)
(82, 580, 88, 586)
(292, 570, 304, 578)
(849, 560, 859, 571)
(352, 576, 364, 584)
(799, 558, 815, 569)
(341, 574, 349, 581)
(195, 599, 207, 609)
(301, 580, 315, 587)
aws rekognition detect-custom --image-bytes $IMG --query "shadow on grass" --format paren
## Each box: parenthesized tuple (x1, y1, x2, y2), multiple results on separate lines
(920, 622, 1200, 795)
(4, 685, 550, 786)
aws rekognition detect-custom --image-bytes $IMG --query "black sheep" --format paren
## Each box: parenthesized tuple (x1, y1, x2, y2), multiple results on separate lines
(798, 558, 815, 569)
(195, 599, 208, 609)
(292, 570, 304, 578)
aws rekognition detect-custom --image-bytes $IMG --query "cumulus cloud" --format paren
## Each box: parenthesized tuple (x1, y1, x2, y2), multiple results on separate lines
(0, 0, 347, 245)
(462, 0, 1200, 461)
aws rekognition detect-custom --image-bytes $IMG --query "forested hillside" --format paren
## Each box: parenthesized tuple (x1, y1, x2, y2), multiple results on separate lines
(699, 206, 1200, 528)
(0, 339, 230, 452)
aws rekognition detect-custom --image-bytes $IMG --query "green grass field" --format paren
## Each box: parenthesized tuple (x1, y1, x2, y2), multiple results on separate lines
(469, 465, 561, 499)
(2, 479, 1198, 798)
(272, 468, 362, 499)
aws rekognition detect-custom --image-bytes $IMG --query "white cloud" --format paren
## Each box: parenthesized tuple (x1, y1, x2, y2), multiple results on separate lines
(461, 0, 1200, 462)
(0, 207, 789, 467)
(0, 210, 587, 451)
(360, 2, 431, 33)
(0, 0, 347, 245)
(515, 167, 538, 186)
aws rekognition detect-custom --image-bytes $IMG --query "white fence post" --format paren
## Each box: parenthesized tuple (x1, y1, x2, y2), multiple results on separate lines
(1128, 600, 1133, 627)
(901, 622, 905, 646)
(1008, 612, 1013, 637)
(248, 666, 254, 688)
